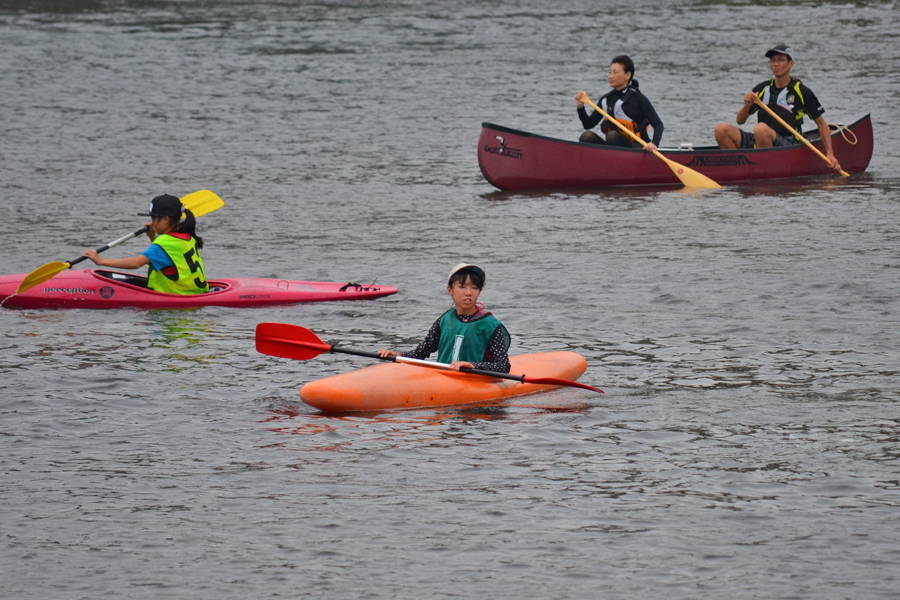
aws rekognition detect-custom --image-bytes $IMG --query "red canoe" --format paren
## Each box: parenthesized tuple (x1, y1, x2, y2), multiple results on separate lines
(0, 269, 398, 309)
(478, 114, 873, 190)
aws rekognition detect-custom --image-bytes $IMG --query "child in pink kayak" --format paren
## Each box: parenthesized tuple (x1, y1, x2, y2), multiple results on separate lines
(82, 194, 208, 294)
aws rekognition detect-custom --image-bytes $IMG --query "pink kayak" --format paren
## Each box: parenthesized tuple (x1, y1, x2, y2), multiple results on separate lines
(0, 269, 398, 309)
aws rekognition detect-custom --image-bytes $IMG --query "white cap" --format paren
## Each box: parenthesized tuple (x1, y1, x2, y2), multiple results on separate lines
(448, 263, 485, 283)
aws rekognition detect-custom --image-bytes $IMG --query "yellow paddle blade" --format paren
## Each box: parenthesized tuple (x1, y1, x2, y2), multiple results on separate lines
(180, 189, 225, 217)
(17, 261, 72, 294)
(654, 152, 722, 189)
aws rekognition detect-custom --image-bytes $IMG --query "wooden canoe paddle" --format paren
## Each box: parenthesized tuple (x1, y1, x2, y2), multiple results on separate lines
(17, 190, 224, 294)
(576, 92, 721, 190)
(255, 322, 604, 394)
(751, 96, 849, 177)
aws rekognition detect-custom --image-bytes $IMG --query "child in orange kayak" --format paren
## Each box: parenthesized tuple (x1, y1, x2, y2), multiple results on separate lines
(378, 263, 511, 372)
(82, 194, 209, 294)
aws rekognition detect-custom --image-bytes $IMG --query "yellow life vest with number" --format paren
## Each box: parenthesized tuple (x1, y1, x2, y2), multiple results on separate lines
(147, 233, 209, 295)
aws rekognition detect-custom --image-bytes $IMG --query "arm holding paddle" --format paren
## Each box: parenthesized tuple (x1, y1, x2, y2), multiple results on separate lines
(81, 220, 154, 269)
(575, 90, 662, 152)
(378, 264, 512, 373)
(751, 96, 846, 175)
(378, 314, 510, 373)
(381, 353, 475, 371)
(83, 249, 151, 269)
(17, 190, 223, 295)
(716, 45, 845, 175)
(813, 115, 841, 172)
(256, 323, 604, 394)
(735, 91, 757, 125)
(379, 349, 474, 370)
(576, 91, 721, 189)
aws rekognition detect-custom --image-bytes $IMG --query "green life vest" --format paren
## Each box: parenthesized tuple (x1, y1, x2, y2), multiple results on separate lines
(147, 233, 209, 295)
(436, 308, 510, 364)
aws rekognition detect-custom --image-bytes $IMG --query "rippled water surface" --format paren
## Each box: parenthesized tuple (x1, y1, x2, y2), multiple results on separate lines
(2, 1, 900, 598)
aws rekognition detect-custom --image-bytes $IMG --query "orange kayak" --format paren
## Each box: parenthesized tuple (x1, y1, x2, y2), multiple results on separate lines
(299, 351, 588, 412)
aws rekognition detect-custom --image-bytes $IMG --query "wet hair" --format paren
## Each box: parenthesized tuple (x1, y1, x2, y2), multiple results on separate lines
(163, 209, 204, 248)
(448, 268, 484, 290)
(611, 54, 635, 81)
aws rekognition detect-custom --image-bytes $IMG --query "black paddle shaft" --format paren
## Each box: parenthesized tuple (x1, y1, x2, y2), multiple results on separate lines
(328, 344, 527, 383)
(69, 225, 150, 267)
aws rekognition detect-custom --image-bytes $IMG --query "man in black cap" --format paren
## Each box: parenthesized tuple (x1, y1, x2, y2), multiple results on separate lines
(714, 43, 841, 172)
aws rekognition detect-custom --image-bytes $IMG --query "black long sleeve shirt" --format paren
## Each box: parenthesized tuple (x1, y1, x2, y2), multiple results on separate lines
(577, 81, 664, 146)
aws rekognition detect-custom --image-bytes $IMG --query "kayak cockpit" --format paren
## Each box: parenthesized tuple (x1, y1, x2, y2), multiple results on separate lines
(91, 270, 229, 293)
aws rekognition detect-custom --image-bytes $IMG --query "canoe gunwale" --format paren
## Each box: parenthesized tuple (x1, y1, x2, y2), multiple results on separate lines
(481, 113, 871, 154)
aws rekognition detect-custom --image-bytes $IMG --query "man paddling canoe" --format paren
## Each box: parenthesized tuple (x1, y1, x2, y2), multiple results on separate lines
(575, 54, 664, 153)
(714, 43, 842, 172)
(378, 263, 511, 373)
(82, 194, 209, 294)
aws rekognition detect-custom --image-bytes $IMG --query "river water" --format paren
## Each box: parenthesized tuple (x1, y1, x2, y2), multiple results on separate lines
(2, 1, 899, 598)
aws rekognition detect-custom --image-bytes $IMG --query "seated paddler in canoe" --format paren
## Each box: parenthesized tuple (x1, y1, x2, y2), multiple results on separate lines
(378, 263, 511, 373)
(575, 54, 664, 153)
(714, 43, 842, 173)
(82, 194, 209, 294)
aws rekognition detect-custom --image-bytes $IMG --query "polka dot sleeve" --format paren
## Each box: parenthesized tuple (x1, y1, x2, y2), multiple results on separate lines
(400, 318, 442, 360)
(471, 326, 511, 373)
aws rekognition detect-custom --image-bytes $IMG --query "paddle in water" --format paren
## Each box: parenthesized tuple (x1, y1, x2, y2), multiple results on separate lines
(17, 190, 224, 294)
(255, 322, 604, 394)
(576, 93, 721, 190)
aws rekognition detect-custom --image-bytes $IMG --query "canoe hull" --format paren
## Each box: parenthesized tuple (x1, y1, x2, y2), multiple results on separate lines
(478, 115, 873, 190)
(0, 269, 398, 309)
(300, 351, 589, 412)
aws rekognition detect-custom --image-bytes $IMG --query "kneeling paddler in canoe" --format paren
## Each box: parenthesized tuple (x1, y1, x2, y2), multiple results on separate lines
(82, 194, 209, 294)
(378, 263, 511, 373)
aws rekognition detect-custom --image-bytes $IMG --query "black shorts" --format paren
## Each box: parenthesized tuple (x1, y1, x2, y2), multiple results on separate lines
(739, 129, 801, 149)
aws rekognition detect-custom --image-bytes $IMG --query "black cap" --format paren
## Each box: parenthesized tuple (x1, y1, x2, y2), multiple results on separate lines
(139, 194, 183, 218)
(765, 43, 794, 61)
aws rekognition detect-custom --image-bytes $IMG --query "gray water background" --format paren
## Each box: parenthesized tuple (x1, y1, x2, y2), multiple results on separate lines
(2, 1, 900, 598)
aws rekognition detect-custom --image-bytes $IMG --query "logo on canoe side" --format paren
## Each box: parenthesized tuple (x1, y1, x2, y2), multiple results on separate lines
(99, 286, 115, 299)
(685, 155, 757, 167)
(483, 135, 523, 160)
